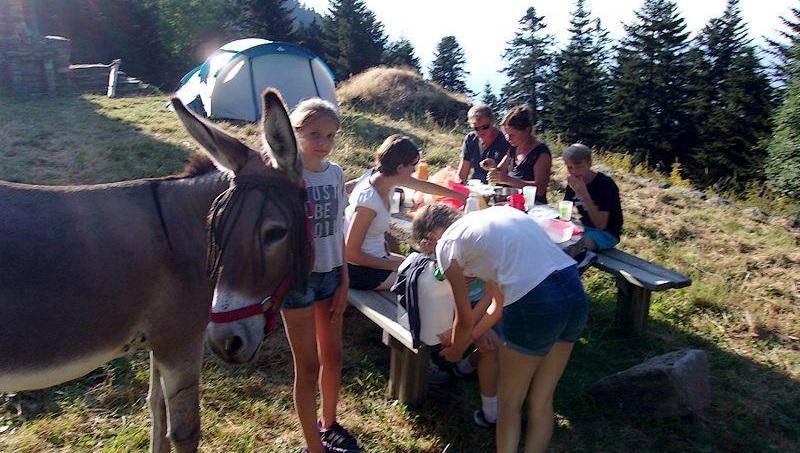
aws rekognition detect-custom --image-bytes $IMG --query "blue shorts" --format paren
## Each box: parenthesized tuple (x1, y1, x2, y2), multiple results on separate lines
(583, 226, 620, 250)
(467, 278, 485, 306)
(494, 265, 588, 356)
(282, 266, 342, 310)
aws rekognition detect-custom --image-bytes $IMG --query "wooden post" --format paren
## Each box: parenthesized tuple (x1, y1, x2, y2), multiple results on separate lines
(385, 332, 402, 400)
(384, 334, 430, 407)
(107, 59, 121, 98)
(397, 345, 429, 406)
(614, 276, 652, 337)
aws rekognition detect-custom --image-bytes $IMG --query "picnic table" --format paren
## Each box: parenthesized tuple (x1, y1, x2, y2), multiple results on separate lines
(347, 203, 692, 406)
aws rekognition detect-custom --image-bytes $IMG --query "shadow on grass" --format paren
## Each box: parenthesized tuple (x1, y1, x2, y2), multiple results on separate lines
(0, 95, 191, 184)
(5, 273, 798, 452)
(343, 270, 799, 452)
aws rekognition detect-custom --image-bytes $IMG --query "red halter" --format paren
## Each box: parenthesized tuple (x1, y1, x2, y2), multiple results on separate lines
(208, 178, 314, 334)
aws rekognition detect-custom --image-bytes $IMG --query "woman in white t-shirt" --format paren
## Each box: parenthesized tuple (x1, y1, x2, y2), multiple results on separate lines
(411, 203, 588, 453)
(345, 135, 466, 290)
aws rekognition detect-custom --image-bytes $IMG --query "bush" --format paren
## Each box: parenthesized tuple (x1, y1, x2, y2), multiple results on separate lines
(336, 66, 470, 126)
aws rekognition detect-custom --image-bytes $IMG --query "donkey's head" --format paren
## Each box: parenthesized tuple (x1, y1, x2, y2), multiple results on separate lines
(172, 89, 311, 364)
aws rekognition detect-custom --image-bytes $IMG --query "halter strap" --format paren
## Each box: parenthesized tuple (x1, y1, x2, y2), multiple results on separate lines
(207, 175, 313, 334)
(149, 181, 174, 251)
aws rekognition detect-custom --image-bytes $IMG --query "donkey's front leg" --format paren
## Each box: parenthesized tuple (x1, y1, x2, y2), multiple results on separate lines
(156, 340, 204, 453)
(148, 351, 170, 453)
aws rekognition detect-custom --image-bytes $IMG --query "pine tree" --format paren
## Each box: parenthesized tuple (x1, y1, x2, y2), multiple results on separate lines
(766, 5, 800, 87)
(238, 0, 298, 42)
(157, 0, 237, 84)
(544, 0, 610, 144)
(32, 0, 168, 86)
(383, 38, 421, 72)
(298, 18, 326, 57)
(429, 36, 471, 95)
(687, 0, 773, 186)
(500, 7, 553, 127)
(605, 0, 693, 170)
(765, 47, 800, 198)
(480, 82, 501, 114)
(322, 0, 387, 81)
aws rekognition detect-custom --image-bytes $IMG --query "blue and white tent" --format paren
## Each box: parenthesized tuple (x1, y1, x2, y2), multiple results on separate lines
(175, 38, 337, 122)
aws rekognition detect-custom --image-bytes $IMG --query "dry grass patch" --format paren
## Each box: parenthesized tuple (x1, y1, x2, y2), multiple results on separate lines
(337, 66, 470, 127)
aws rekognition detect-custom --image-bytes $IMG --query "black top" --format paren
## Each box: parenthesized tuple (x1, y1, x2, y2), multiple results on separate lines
(461, 131, 512, 183)
(564, 172, 623, 239)
(508, 142, 551, 203)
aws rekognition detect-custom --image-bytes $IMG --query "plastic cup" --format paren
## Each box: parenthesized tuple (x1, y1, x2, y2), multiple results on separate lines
(391, 191, 402, 213)
(509, 193, 526, 211)
(522, 186, 537, 211)
(559, 200, 573, 221)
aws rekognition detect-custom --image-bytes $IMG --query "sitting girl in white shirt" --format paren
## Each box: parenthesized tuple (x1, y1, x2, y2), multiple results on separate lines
(345, 134, 466, 290)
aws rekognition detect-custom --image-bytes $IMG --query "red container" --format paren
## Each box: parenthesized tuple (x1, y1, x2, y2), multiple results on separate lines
(509, 193, 525, 211)
(442, 181, 470, 209)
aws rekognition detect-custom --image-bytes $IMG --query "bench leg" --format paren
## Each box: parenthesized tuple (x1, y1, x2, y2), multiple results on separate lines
(386, 332, 401, 400)
(384, 333, 429, 407)
(614, 276, 652, 337)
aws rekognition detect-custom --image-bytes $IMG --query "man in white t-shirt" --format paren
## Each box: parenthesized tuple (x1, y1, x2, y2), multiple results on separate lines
(412, 204, 588, 453)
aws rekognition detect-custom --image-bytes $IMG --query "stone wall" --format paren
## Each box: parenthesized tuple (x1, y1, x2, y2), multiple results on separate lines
(0, 0, 76, 96)
(0, 0, 149, 97)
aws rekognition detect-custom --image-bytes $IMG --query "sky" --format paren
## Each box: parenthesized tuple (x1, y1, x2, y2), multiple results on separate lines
(299, 0, 797, 95)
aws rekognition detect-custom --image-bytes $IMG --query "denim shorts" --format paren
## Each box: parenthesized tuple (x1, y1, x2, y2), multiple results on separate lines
(583, 226, 620, 250)
(282, 266, 342, 310)
(494, 265, 588, 356)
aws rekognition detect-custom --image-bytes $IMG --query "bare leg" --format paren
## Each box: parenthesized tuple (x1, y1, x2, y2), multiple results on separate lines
(282, 307, 324, 453)
(496, 344, 541, 453)
(477, 350, 498, 398)
(155, 338, 204, 453)
(523, 341, 574, 453)
(373, 271, 399, 291)
(147, 351, 169, 453)
(315, 298, 344, 429)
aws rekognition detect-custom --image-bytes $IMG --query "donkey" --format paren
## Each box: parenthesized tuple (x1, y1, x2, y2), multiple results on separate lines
(0, 89, 311, 452)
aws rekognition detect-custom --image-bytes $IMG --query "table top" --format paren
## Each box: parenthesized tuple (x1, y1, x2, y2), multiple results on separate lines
(389, 204, 580, 250)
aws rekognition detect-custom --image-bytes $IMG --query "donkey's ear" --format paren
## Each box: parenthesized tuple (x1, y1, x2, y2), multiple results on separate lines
(261, 89, 303, 183)
(171, 98, 251, 174)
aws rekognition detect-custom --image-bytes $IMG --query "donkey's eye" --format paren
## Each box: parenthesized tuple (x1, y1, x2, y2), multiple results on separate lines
(262, 227, 288, 245)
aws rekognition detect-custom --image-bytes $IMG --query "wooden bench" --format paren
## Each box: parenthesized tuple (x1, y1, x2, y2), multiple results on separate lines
(387, 213, 692, 336)
(348, 289, 431, 407)
(593, 248, 692, 336)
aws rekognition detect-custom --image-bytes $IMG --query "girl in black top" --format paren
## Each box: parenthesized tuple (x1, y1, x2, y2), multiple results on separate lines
(486, 105, 552, 204)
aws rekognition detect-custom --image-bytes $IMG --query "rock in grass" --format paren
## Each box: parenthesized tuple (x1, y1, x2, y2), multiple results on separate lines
(743, 207, 767, 221)
(706, 196, 731, 207)
(586, 349, 711, 418)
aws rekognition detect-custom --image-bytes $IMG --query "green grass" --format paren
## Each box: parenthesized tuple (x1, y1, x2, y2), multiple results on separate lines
(0, 95, 798, 452)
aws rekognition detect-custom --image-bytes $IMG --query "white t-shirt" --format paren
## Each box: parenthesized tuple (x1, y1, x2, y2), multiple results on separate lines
(344, 175, 391, 259)
(303, 162, 347, 273)
(436, 206, 576, 305)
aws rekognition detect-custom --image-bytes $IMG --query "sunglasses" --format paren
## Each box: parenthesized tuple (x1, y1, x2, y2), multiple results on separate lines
(472, 124, 492, 132)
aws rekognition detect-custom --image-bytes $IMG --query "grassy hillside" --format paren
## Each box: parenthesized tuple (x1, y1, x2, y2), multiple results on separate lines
(0, 95, 797, 452)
